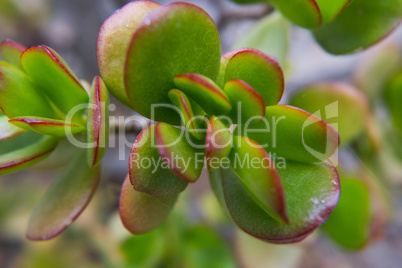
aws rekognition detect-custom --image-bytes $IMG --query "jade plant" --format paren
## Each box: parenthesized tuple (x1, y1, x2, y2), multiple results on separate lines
(230, 0, 402, 54)
(0, 0, 344, 244)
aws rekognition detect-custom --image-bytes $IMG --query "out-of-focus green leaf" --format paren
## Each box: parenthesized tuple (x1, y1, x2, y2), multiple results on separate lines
(206, 116, 232, 170)
(289, 83, 369, 144)
(0, 39, 26, 68)
(0, 135, 58, 176)
(97, 1, 160, 108)
(224, 79, 265, 124)
(87, 76, 109, 167)
(314, 0, 402, 54)
(174, 73, 232, 116)
(315, 0, 352, 23)
(385, 71, 402, 132)
(21, 45, 88, 121)
(222, 160, 339, 243)
(220, 49, 284, 106)
(231, 12, 289, 66)
(26, 151, 100, 240)
(323, 177, 371, 249)
(0, 115, 25, 140)
(8, 116, 85, 137)
(0, 62, 56, 119)
(0, 130, 42, 155)
(230, 136, 287, 223)
(125, 2, 221, 125)
(241, 105, 339, 163)
(155, 122, 204, 182)
(208, 168, 229, 216)
(120, 175, 177, 235)
(129, 124, 188, 198)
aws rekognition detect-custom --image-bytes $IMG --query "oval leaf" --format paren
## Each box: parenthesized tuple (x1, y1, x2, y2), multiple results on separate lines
(21, 45, 89, 119)
(155, 122, 204, 183)
(206, 116, 233, 170)
(289, 83, 369, 144)
(385, 71, 402, 132)
(8, 116, 85, 137)
(315, 0, 352, 23)
(220, 49, 284, 106)
(224, 79, 265, 124)
(129, 124, 188, 198)
(314, 0, 402, 54)
(0, 115, 25, 140)
(241, 105, 339, 163)
(271, 0, 322, 29)
(87, 76, 109, 167)
(125, 2, 221, 124)
(222, 160, 340, 243)
(26, 151, 100, 240)
(97, 1, 160, 107)
(0, 136, 58, 176)
(120, 175, 177, 235)
(0, 39, 26, 68)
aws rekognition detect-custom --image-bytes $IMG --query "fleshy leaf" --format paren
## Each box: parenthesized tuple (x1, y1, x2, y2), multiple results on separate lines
(0, 115, 25, 140)
(87, 76, 109, 167)
(314, 0, 402, 54)
(168, 89, 206, 140)
(8, 116, 85, 137)
(155, 122, 204, 183)
(315, 0, 352, 23)
(21, 45, 89, 120)
(129, 124, 188, 198)
(208, 168, 229, 216)
(230, 136, 287, 223)
(97, 1, 160, 107)
(224, 79, 265, 124)
(220, 49, 284, 106)
(323, 177, 371, 249)
(120, 175, 177, 235)
(289, 83, 369, 144)
(270, 0, 322, 29)
(0, 39, 26, 68)
(222, 160, 339, 243)
(0, 136, 58, 176)
(241, 105, 339, 163)
(385, 71, 402, 132)
(231, 11, 289, 67)
(174, 74, 232, 116)
(26, 151, 100, 240)
(125, 2, 221, 125)
(206, 116, 233, 170)
(0, 62, 56, 119)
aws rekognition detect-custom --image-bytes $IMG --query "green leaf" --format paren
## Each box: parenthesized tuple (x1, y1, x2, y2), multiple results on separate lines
(97, 1, 160, 108)
(0, 62, 56, 119)
(168, 89, 206, 140)
(0, 135, 58, 176)
(230, 136, 287, 223)
(289, 83, 369, 144)
(174, 74, 232, 116)
(231, 12, 289, 67)
(315, 0, 352, 23)
(222, 160, 340, 243)
(314, 0, 402, 54)
(224, 79, 265, 124)
(155, 122, 204, 183)
(0, 39, 26, 68)
(0, 115, 25, 140)
(0, 130, 43, 155)
(206, 116, 233, 170)
(120, 175, 177, 235)
(208, 168, 229, 216)
(8, 116, 85, 137)
(129, 124, 188, 198)
(240, 105, 339, 163)
(125, 2, 221, 125)
(323, 177, 371, 249)
(21, 45, 89, 120)
(385, 71, 402, 132)
(26, 151, 100, 240)
(87, 76, 109, 167)
(220, 49, 284, 106)
(270, 0, 322, 29)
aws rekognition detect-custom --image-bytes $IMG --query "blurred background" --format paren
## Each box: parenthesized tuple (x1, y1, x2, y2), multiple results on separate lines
(1, 0, 402, 267)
